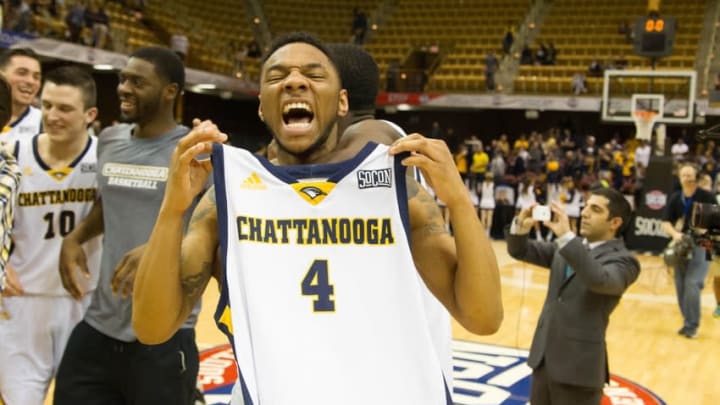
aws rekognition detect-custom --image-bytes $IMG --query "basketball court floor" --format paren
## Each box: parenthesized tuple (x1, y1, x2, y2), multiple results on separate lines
(192, 240, 719, 405)
(40, 240, 718, 404)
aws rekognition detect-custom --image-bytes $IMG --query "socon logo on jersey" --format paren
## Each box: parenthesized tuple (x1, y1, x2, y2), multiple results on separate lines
(198, 341, 667, 405)
(80, 163, 97, 173)
(645, 190, 667, 211)
(357, 168, 392, 189)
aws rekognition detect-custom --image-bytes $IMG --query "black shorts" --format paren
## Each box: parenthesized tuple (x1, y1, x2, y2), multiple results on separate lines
(53, 320, 199, 405)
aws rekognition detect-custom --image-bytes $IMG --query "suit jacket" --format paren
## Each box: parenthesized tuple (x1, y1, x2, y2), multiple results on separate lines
(506, 229, 640, 388)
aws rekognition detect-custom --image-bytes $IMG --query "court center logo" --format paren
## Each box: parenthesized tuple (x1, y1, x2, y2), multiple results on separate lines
(198, 341, 667, 405)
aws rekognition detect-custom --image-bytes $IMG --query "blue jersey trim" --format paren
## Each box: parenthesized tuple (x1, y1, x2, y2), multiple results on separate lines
(211, 143, 230, 337)
(31, 133, 93, 170)
(210, 143, 255, 405)
(394, 152, 411, 245)
(254, 142, 377, 184)
(8, 106, 31, 128)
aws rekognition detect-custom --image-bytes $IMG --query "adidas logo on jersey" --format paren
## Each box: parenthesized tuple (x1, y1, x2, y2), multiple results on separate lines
(241, 173, 266, 190)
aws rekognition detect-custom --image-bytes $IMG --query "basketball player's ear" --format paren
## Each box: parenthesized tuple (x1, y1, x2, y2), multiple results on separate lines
(258, 101, 265, 122)
(84, 107, 99, 126)
(164, 83, 179, 102)
(337, 89, 349, 117)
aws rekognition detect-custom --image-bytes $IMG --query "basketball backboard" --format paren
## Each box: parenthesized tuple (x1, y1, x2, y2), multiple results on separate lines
(601, 69, 696, 124)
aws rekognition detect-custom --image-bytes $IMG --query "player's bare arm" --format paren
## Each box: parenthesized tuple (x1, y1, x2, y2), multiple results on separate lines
(59, 198, 104, 300)
(133, 121, 226, 344)
(391, 134, 503, 335)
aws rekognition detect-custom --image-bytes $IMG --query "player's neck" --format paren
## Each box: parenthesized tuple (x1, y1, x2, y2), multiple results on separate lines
(133, 113, 177, 139)
(277, 134, 339, 166)
(38, 132, 89, 168)
(10, 103, 30, 124)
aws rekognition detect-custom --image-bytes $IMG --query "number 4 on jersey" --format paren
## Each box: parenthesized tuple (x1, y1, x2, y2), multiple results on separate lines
(301, 260, 335, 312)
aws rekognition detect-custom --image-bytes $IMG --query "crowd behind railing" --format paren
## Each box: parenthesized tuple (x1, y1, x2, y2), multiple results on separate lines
(443, 125, 707, 238)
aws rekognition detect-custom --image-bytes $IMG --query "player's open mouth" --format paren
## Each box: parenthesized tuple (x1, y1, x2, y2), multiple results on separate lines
(282, 101, 314, 129)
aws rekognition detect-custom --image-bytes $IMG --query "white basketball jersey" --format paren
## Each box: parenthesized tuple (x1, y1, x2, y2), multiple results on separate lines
(10, 134, 101, 296)
(213, 143, 451, 405)
(380, 118, 454, 386)
(1, 106, 42, 145)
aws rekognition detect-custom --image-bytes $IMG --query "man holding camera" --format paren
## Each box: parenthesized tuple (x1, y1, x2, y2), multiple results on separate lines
(507, 187, 639, 405)
(662, 163, 716, 338)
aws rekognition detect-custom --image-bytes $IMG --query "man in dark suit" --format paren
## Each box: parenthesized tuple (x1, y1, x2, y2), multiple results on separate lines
(507, 187, 640, 405)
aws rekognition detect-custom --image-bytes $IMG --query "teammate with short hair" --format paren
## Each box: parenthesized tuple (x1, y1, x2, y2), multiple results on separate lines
(0, 65, 100, 405)
(326, 42, 454, 385)
(54, 47, 202, 405)
(0, 48, 42, 144)
(133, 32, 503, 405)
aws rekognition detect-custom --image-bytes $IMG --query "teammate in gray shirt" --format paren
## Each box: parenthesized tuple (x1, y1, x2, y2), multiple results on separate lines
(54, 47, 202, 405)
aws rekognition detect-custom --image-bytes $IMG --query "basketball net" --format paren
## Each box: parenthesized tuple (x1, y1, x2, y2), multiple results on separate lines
(633, 110, 658, 141)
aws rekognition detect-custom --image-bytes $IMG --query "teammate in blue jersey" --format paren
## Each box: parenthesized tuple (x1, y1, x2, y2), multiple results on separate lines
(133, 32, 503, 405)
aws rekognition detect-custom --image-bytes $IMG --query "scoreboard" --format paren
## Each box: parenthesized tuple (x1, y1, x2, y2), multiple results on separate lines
(634, 15, 676, 58)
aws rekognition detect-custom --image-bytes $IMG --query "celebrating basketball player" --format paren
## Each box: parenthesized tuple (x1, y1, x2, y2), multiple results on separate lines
(0, 66, 100, 405)
(133, 32, 503, 405)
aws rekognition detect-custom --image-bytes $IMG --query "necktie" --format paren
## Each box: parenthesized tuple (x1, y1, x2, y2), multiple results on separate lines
(564, 242, 590, 280)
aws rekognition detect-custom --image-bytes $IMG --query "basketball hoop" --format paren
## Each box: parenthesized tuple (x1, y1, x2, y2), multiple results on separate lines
(633, 110, 659, 141)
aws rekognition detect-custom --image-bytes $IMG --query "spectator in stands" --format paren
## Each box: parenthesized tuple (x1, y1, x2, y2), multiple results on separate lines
(547, 42, 557, 65)
(502, 27, 514, 57)
(506, 149, 525, 179)
(455, 143, 469, 185)
(535, 44, 546, 65)
(588, 59, 603, 77)
(714, 72, 720, 90)
(430, 121, 444, 139)
(469, 141, 489, 192)
(582, 135, 598, 157)
(520, 44, 533, 65)
(516, 177, 541, 240)
(479, 172, 496, 235)
(671, 137, 689, 161)
(65, 0, 86, 44)
(571, 72, 587, 95)
(351, 7, 368, 45)
(513, 133, 529, 151)
(485, 50, 499, 91)
(30, 0, 60, 37)
(560, 177, 582, 233)
(84, 0, 110, 49)
(497, 133, 510, 156)
(490, 150, 506, 181)
(635, 139, 651, 172)
(247, 39, 261, 58)
(445, 127, 459, 151)
(559, 129, 576, 153)
(527, 140, 544, 173)
(6, 0, 32, 33)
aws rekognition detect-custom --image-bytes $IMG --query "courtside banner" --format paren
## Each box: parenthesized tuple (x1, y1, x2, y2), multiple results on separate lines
(199, 341, 666, 405)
